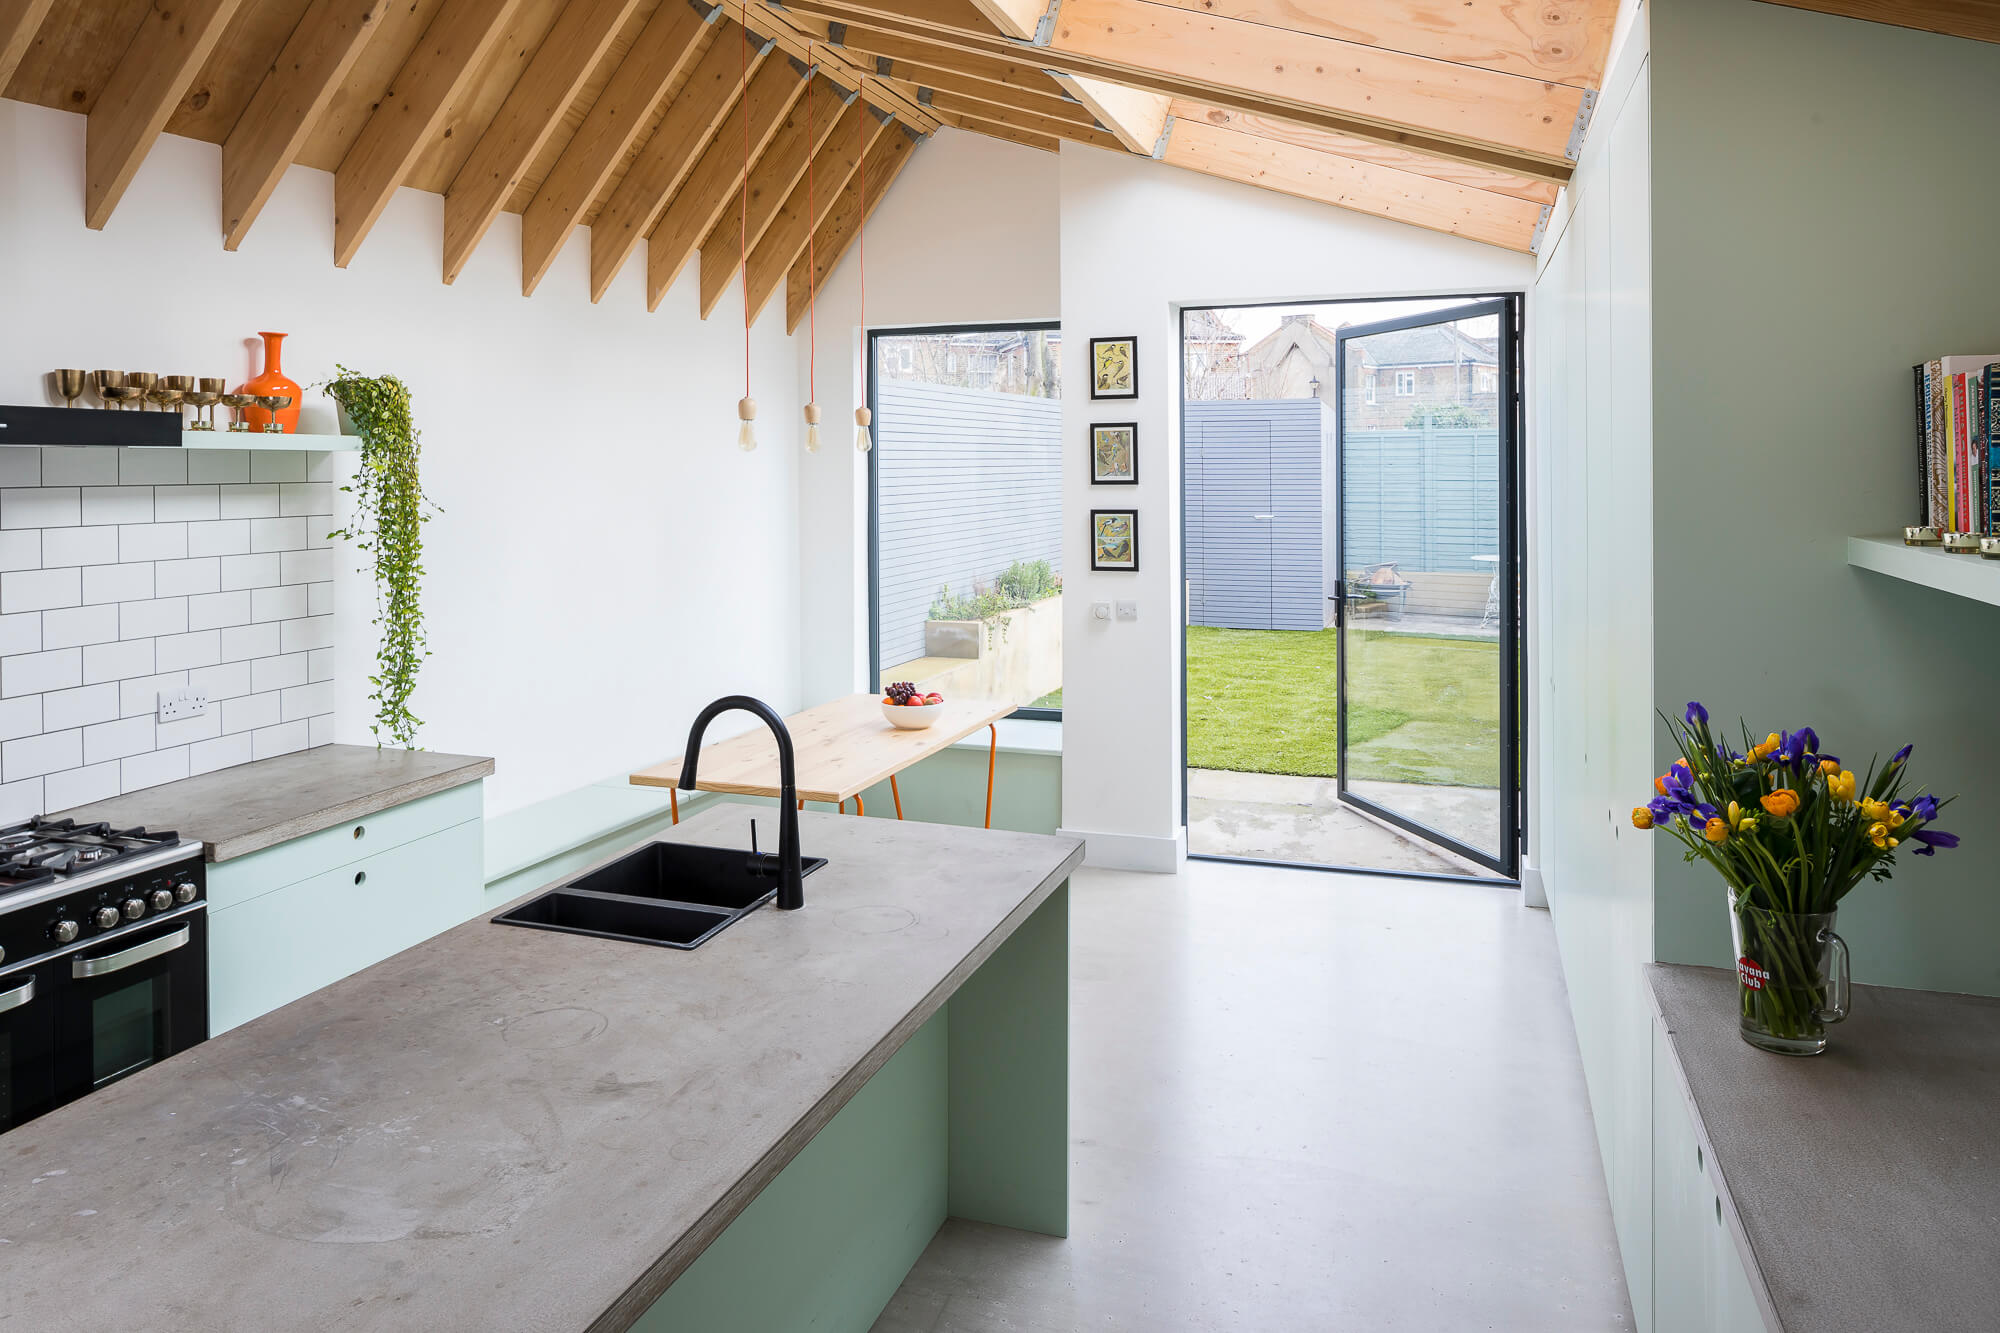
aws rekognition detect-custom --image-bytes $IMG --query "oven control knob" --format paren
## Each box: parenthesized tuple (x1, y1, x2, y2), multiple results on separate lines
(148, 888, 173, 912)
(121, 897, 145, 920)
(92, 906, 121, 930)
(173, 880, 196, 904)
(49, 919, 79, 944)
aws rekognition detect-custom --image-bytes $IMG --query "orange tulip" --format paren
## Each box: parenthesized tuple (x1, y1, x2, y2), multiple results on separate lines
(1760, 789, 1800, 818)
(1632, 807, 1654, 830)
(1704, 817, 1730, 843)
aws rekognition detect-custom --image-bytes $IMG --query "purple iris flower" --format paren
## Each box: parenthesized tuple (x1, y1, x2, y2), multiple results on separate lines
(1912, 795, 1939, 822)
(1649, 795, 1691, 820)
(1772, 731, 1809, 772)
(1815, 753, 1839, 769)
(1890, 744, 1913, 766)
(1685, 702, 1708, 726)
(1797, 728, 1819, 756)
(1909, 828, 1958, 855)
(1693, 803, 1719, 822)
(1665, 766, 1696, 798)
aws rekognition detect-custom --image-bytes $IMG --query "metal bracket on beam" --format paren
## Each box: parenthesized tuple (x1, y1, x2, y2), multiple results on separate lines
(1564, 88, 1598, 163)
(689, 0, 723, 23)
(1151, 114, 1173, 160)
(756, 35, 776, 56)
(826, 19, 846, 45)
(876, 55, 894, 77)
(1041, 70, 1079, 103)
(1032, 0, 1062, 47)
(916, 86, 934, 106)
(1529, 204, 1552, 254)
(787, 54, 811, 77)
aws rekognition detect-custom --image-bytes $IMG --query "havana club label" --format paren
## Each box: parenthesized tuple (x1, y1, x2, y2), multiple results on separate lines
(1737, 957, 1769, 991)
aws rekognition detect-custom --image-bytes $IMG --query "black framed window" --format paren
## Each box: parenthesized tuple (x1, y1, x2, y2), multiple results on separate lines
(867, 322, 1064, 719)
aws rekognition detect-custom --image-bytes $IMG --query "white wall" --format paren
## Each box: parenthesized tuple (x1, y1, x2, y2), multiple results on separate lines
(1530, 11, 1656, 1323)
(797, 127, 1061, 706)
(0, 100, 805, 817)
(1056, 144, 1535, 868)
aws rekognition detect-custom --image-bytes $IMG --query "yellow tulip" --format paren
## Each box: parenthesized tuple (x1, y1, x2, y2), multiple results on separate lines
(1631, 807, 1654, 830)
(1820, 758, 1840, 775)
(1867, 822, 1890, 848)
(1829, 770, 1857, 803)
(1888, 810, 1905, 829)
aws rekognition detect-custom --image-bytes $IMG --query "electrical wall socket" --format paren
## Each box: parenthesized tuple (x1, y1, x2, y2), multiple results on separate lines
(1115, 601, 1139, 621)
(157, 686, 209, 723)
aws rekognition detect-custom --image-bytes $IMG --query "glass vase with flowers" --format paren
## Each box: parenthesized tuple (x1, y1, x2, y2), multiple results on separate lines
(1633, 703, 1958, 1055)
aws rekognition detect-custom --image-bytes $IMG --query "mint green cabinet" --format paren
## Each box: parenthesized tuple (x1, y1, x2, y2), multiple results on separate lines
(1651, 1025, 1771, 1333)
(207, 783, 485, 1033)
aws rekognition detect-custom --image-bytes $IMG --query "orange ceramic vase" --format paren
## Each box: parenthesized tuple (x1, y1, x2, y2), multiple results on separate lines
(239, 331, 302, 434)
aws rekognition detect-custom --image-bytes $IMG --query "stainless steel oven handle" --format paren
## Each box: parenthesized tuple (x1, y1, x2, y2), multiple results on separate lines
(0, 975, 33, 1013)
(72, 924, 189, 979)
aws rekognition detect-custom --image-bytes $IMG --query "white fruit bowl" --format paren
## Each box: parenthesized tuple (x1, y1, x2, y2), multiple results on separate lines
(882, 698, 943, 729)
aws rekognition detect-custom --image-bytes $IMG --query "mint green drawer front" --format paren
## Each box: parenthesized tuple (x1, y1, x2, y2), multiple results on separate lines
(209, 818, 484, 1034)
(208, 781, 484, 912)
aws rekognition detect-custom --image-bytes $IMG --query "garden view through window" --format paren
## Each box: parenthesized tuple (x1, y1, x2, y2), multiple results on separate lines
(869, 324, 1062, 718)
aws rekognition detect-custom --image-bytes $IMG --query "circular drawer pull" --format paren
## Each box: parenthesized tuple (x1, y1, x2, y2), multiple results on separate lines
(352, 824, 366, 840)
(354, 871, 367, 886)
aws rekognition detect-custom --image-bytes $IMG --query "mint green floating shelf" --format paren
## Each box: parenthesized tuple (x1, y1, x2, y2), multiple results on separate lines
(1847, 534, 2000, 607)
(181, 431, 357, 451)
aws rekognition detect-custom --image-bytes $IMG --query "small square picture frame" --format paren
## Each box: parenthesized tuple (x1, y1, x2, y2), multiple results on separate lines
(1090, 508, 1139, 571)
(1090, 422, 1138, 485)
(1089, 336, 1138, 400)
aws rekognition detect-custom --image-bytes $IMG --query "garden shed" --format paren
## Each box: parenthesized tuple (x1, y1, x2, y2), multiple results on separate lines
(1185, 398, 1333, 630)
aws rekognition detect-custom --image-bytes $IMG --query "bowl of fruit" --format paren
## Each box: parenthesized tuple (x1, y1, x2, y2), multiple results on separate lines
(881, 682, 945, 728)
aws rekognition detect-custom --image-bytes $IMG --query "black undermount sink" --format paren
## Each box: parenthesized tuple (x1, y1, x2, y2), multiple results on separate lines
(493, 837, 827, 950)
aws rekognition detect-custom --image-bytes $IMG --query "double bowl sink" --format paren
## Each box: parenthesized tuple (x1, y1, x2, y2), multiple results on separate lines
(494, 839, 826, 950)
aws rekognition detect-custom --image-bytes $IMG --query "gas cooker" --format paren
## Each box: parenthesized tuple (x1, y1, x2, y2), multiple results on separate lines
(0, 819, 204, 972)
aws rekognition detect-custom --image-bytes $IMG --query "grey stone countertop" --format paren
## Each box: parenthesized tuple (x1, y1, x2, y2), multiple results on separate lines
(0, 808, 1084, 1332)
(1649, 963, 2000, 1333)
(53, 742, 494, 860)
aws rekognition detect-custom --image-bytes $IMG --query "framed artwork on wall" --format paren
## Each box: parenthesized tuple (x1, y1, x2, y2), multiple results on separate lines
(1091, 509, 1139, 571)
(1091, 423, 1138, 484)
(1090, 336, 1138, 399)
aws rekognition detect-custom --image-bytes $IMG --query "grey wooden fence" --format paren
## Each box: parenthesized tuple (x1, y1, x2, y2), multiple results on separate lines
(1341, 427, 1500, 574)
(876, 381, 1063, 669)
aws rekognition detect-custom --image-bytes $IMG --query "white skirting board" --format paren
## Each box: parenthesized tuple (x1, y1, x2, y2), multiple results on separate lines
(1058, 824, 1188, 873)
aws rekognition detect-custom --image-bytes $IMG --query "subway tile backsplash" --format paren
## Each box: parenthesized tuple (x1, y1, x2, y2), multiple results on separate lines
(0, 446, 338, 821)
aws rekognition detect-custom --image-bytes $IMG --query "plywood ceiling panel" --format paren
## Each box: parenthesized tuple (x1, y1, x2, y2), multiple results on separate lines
(293, 0, 449, 171)
(164, 0, 312, 142)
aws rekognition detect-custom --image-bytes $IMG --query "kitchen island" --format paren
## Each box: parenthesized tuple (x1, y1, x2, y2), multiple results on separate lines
(0, 808, 1080, 1332)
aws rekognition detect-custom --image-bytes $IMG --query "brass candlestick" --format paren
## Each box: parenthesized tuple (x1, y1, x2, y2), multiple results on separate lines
(52, 370, 87, 407)
(220, 393, 256, 432)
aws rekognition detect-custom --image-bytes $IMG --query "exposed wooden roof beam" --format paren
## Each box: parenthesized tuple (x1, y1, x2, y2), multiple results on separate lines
(731, 1, 937, 130)
(1047, 71, 1168, 154)
(442, 0, 646, 284)
(940, 113, 1057, 154)
(222, 0, 392, 249)
(642, 54, 809, 309)
(333, 0, 525, 268)
(1141, 0, 1617, 88)
(964, 0, 1041, 40)
(1162, 116, 1542, 252)
(697, 73, 851, 318)
(1175, 100, 1558, 207)
(588, 20, 770, 302)
(743, 102, 887, 323)
(518, 0, 717, 297)
(1755, 1, 2000, 46)
(84, 0, 246, 229)
(772, 0, 1576, 182)
(928, 92, 1123, 151)
(0, 0, 57, 92)
(785, 119, 917, 331)
(811, 21, 1077, 102)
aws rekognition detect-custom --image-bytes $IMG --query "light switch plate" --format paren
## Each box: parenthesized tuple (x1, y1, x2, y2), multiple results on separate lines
(1092, 601, 1112, 621)
(157, 685, 209, 722)
(1116, 601, 1138, 621)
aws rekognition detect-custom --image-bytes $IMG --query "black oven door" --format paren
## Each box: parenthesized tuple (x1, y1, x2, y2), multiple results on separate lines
(0, 959, 55, 1132)
(54, 911, 208, 1101)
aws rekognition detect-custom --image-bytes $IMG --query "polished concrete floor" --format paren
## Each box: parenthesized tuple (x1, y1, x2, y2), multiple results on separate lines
(873, 858, 1631, 1332)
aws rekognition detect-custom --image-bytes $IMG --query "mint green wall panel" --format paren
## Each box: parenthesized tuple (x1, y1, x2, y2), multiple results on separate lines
(855, 746, 1061, 835)
(208, 781, 484, 911)
(209, 818, 485, 1033)
(948, 883, 1068, 1236)
(632, 1012, 948, 1333)
(1649, 0, 2000, 995)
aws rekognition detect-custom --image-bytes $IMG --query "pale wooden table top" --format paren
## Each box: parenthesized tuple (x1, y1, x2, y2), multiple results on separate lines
(631, 693, 1016, 804)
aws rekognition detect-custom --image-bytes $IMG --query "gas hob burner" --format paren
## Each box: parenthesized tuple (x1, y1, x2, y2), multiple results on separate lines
(0, 817, 183, 897)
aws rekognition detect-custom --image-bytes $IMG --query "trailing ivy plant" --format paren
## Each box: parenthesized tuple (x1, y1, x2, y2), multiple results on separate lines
(323, 367, 438, 748)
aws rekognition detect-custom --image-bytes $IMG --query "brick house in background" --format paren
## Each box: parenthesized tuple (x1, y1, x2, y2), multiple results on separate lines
(1225, 313, 1499, 428)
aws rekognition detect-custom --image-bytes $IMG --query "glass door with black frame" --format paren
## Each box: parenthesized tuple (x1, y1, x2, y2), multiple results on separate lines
(1335, 299, 1519, 877)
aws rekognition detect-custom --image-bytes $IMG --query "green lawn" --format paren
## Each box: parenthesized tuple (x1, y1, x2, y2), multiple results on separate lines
(1185, 626, 1499, 787)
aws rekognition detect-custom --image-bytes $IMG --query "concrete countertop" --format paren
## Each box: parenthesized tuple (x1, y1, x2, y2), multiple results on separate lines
(54, 742, 494, 860)
(0, 808, 1084, 1332)
(1649, 964, 2000, 1333)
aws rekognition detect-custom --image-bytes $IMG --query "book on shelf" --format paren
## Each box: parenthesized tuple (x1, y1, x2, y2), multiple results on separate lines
(1912, 354, 2000, 532)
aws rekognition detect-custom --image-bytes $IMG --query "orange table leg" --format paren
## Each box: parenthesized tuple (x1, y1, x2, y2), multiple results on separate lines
(669, 787, 679, 826)
(854, 794, 865, 817)
(985, 723, 997, 830)
(836, 798, 847, 815)
(890, 775, 904, 820)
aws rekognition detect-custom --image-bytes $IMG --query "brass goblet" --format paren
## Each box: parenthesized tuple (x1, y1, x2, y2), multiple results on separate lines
(126, 372, 158, 410)
(101, 384, 145, 411)
(255, 393, 293, 433)
(52, 370, 87, 407)
(161, 376, 195, 428)
(93, 370, 127, 409)
(221, 392, 257, 432)
(185, 378, 224, 431)
(148, 381, 186, 421)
